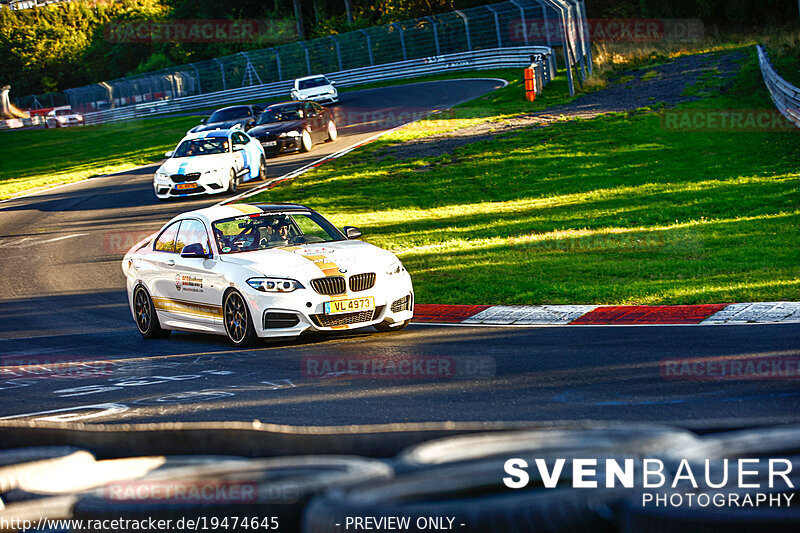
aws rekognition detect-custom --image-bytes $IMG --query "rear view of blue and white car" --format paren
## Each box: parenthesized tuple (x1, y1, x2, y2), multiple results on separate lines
(153, 129, 267, 200)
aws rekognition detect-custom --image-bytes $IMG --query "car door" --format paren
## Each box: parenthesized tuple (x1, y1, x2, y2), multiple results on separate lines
(231, 132, 255, 179)
(166, 219, 225, 330)
(243, 132, 264, 178)
(146, 220, 183, 325)
(304, 102, 324, 142)
(230, 133, 248, 176)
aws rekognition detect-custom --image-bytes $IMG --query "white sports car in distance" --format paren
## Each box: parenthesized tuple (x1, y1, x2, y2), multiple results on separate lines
(123, 203, 414, 346)
(291, 75, 338, 104)
(153, 130, 267, 200)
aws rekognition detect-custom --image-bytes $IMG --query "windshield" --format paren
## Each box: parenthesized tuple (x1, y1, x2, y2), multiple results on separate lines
(208, 107, 250, 123)
(56, 109, 75, 116)
(172, 138, 229, 157)
(212, 212, 344, 253)
(256, 105, 305, 124)
(298, 77, 330, 90)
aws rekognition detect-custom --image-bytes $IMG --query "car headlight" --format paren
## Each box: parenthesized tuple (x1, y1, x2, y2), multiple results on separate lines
(57, 116, 67, 123)
(76, 115, 83, 121)
(328, 89, 336, 95)
(246, 278, 304, 292)
(386, 260, 406, 277)
(279, 131, 302, 138)
(154, 171, 169, 181)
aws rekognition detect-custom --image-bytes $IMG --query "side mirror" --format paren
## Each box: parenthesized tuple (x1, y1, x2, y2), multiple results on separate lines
(181, 243, 210, 259)
(200, 118, 207, 124)
(164, 151, 173, 158)
(330, 80, 337, 85)
(344, 226, 362, 239)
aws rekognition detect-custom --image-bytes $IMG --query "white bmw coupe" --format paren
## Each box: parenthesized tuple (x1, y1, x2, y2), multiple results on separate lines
(123, 203, 414, 346)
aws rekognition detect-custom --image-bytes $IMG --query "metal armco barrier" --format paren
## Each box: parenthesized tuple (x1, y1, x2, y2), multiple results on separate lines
(82, 46, 555, 125)
(757, 45, 800, 128)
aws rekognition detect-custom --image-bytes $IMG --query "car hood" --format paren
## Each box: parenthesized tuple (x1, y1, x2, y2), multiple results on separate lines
(157, 154, 229, 175)
(190, 119, 246, 133)
(220, 240, 398, 279)
(249, 120, 305, 136)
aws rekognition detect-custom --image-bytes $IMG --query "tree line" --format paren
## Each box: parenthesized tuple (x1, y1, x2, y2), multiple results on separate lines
(1, 0, 795, 99)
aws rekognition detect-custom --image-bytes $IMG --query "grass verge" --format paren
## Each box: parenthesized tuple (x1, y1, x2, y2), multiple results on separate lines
(0, 116, 200, 200)
(249, 46, 800, 305)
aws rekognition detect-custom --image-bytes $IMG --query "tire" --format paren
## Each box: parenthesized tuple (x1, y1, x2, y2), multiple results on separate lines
(257, 156, 267, 180)
(300, 129, 313, 152)
(0, 448, 95, 494)
(74, 456, 392, 533)
(132, 285, 170, 339)
(395, 426, 703, 473)
(302, 459, 625, 533)
(374, 319, 410, 332)
(325, 120, 338, 142)
(223, 290, 258, 347)
(228, 168, 238, 194)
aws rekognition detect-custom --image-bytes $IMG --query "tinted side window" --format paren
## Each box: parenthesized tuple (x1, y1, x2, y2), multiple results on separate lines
(154, 222, 181, 252)
(175, 219, 210, 254)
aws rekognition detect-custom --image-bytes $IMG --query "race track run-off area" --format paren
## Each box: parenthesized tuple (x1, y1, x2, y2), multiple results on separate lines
(0, 79, 798, 428)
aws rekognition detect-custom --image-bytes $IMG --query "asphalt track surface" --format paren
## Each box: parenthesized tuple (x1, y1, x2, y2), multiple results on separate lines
(0, 79, 798, 429)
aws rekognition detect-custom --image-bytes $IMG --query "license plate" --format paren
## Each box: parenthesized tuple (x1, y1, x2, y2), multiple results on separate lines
(262, 141, 277, 147)
(175, 183, 195, 190)
(324, 297, 375, 315)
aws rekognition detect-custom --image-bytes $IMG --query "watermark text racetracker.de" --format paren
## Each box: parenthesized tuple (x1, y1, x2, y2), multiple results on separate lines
(105, 19, 295, 44)
(661, 109, 798, 132)
(509, 18, 703, 44)
(661, 355, 800, 381)
(301, 355, 495, 380)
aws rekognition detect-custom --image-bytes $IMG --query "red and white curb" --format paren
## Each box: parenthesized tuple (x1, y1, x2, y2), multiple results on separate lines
(412, 302, 800, 326)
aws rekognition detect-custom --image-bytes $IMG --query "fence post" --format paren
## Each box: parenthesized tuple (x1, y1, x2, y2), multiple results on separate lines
(213, 58, 226, 91)
(299, 41, 312, 75)
(331, 35, 343, 70)
(486, 5, 503, 48)
(358, 29, 374, 65)
(510, 0, 528, 46)
(578, 0, 592, 75)
(425, 16, 441, 55)
(391, 23, 408, 60)
(540, 0, 574, 95)
(190, 63, 202, 94)
(455, 10, 472, 51)
(270, 48, 283, 81)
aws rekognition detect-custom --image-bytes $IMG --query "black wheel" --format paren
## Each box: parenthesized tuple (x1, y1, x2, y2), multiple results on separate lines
(374, 319, 410, 332)
(133, 286, 170, 339)
(228, 168, 238, 194)
(300, 129, 313, 152)
(258, 156, 267, 180)
(325, 120, 338, 142)
(223, 290, 257, 347)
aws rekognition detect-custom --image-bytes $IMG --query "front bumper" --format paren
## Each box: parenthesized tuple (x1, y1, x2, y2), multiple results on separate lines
(259, 137, 302, 157)
(294, 93, 339, 105)
(241, 273, 414, 338)
(153, 172, 228, 199)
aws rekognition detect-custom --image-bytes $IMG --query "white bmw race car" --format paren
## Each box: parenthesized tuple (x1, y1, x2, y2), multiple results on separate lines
(153, 129, 267, 200)
(123, 203, 414, 346)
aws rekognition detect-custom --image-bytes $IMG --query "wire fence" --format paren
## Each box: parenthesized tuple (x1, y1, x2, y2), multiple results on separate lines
(15, 0, 590, 114)
(757, 45, 800, 129)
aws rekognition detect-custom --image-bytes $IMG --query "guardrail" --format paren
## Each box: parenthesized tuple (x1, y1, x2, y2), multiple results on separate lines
(757, 45, 800, 129)
(82, 46, 555, 125)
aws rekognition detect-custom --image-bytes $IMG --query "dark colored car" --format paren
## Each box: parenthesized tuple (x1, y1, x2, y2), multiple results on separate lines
(189, 105, 264, 133)
(247, 101, 338, 157)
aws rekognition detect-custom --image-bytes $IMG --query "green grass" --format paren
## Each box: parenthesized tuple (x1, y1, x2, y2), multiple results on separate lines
(0, 115, 200, 199)
(249, 46, 800, 305)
